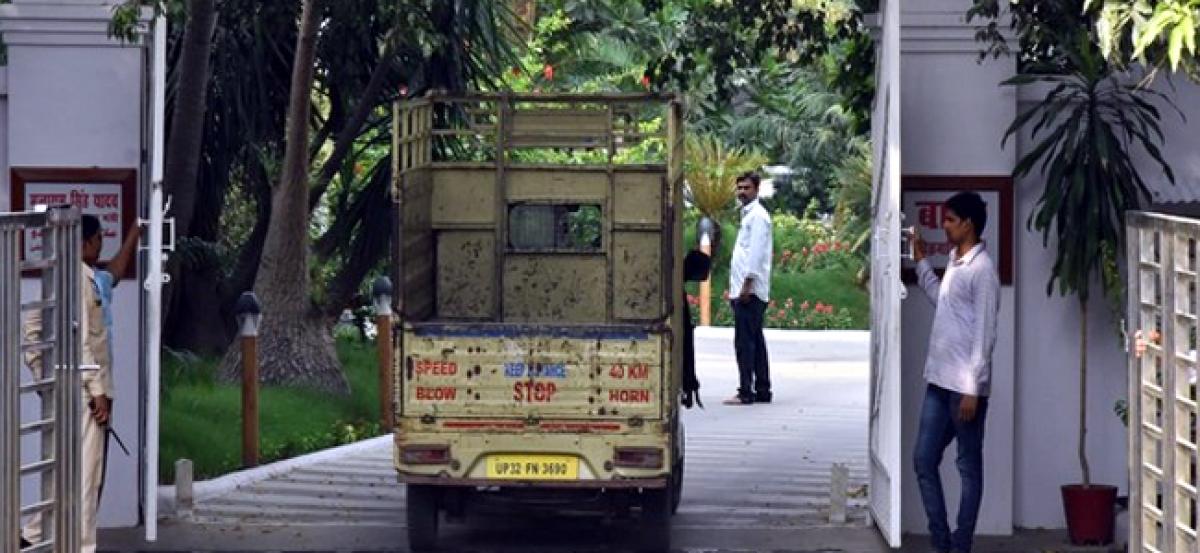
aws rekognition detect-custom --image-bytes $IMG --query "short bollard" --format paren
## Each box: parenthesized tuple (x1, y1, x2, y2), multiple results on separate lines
(830, 462, 849, 524)
(236, 292, 262, 468)
(372, 276, 395, 431)
(175, 459, 194, 519)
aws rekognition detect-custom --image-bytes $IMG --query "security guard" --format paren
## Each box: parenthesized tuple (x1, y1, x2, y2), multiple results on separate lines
(22, 214, 139, 553)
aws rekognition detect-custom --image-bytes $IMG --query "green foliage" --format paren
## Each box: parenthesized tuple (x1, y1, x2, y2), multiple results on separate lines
(967, 0, 1100, 73)
(689, 266, 867, 330)
(1090, 0, 1200, 79)
(159, 337, 384, 481)
(684, 209, 867, 330)
(831, 140, 873, 258)
(684, 134, 768, 220)
(1002, 29, 1178, 302)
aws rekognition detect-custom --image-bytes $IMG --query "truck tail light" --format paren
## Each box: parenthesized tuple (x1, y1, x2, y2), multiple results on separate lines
(401, 444, 451, 465)
(613, 447, 663, 469)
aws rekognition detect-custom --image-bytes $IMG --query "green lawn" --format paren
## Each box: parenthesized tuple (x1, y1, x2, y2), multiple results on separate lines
(690, 265, 869, 330)
(159, 336, 382, 482)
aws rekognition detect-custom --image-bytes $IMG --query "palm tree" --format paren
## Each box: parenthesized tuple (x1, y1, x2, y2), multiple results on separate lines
(684, 133, 767, 254)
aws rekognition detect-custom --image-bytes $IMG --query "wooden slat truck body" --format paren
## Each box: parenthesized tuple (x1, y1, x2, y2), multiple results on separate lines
(391, 93, 684, 552)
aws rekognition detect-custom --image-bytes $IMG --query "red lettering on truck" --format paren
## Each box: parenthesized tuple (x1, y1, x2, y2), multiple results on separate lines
(415, 387, 457, 401)
(414, 360, 458, 376)
(608, 389, 651, 403)
(513, 381, 558, 403)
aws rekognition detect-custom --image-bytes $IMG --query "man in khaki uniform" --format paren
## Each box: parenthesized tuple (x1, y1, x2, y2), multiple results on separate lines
(22, 215, 139, 553)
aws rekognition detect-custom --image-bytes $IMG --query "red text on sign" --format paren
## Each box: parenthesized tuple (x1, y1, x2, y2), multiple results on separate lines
(416, 387, 457, 401)
(609, 389, 651, 403)
(415, 360, 458, 376)
(609, 363, 650, 380)
(514, 381, 558, 403)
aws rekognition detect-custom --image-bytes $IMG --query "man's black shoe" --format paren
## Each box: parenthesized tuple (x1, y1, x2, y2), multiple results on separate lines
(20, 537, 30, 549)
(755, 393, 773, 404)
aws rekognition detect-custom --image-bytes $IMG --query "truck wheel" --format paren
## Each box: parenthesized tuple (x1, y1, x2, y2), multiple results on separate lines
(406, 484, 440, 552)
(671, 457, 684, 515)
(635, 487, 673, 553)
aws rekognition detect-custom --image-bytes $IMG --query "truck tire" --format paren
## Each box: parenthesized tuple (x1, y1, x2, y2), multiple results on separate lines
(406, 484, 440, 552)
(635, 487, 673, 553)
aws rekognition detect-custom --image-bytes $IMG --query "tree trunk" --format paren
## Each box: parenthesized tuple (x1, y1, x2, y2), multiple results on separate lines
(160, 0, 219, 331)
(307, 52, 393, 212)
(164, 0, 218, 239)
(223, 0, 348, 394)
(1079, 298, 1091, 486)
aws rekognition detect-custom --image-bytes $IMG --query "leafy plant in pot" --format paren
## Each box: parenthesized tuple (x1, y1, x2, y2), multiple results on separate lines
(1002, 29, 1178, 546)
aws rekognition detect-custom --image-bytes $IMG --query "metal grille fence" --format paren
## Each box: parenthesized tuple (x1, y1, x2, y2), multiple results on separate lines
(1128, 211, 1200, 553)
(1, 206, 82, 553)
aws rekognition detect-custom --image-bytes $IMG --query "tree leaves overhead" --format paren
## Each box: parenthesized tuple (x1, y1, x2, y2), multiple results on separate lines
(640, 0, 862, 103)
(1089, 0, 1200, 80)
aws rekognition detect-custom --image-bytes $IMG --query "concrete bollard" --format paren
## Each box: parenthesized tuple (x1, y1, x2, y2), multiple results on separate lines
(175, 458, 194, 519)
(830, 462, 849, 524)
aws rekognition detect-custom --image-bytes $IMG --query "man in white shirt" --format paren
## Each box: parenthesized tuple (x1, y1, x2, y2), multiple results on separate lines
(724, 172, 773, 405)
(910, 191, 1000, 553)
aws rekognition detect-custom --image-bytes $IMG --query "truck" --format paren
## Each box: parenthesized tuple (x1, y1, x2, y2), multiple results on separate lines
(390, 93, 685, 552)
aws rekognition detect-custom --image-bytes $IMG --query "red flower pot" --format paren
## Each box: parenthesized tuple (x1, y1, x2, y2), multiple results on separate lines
(1061, 484, 1118, 546)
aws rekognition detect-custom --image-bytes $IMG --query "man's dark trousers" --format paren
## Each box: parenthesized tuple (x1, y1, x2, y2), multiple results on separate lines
(732, 296, 770, 402)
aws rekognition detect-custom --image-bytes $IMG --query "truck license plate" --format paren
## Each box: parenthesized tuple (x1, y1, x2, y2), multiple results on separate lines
(486, 455, 579, 480)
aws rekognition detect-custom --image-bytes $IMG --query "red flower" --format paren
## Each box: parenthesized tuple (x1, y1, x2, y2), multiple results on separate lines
(832, 242, 841, 251)
(815, 302, 826, 312)
(641, 74, 652, 89)
(543, 64, 555, 81)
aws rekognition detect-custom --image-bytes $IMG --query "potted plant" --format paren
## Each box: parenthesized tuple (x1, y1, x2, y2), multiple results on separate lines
(1002, 28, 1177, 546)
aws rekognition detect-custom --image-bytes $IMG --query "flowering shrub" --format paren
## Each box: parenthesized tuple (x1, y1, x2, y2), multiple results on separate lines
(776, 241, 858, 274)
(695, 291, 856, 330)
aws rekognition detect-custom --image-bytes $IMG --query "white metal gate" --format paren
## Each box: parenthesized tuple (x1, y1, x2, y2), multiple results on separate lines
(868, 0, 903, 547)
(1, 206, 83, 553)
(1127, 211, 1199, 553)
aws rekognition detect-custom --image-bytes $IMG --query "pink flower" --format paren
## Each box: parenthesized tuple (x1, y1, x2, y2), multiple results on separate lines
(641, 74, 652, 89)
(543, 64, 555, 81)
(800, 301, 810, 310)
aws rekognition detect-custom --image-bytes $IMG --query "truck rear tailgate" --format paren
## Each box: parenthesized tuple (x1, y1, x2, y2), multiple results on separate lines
(400, 324, 663, 420)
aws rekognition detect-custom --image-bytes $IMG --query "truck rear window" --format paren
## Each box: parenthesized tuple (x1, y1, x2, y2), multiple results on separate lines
(508, 204, 602, 251)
